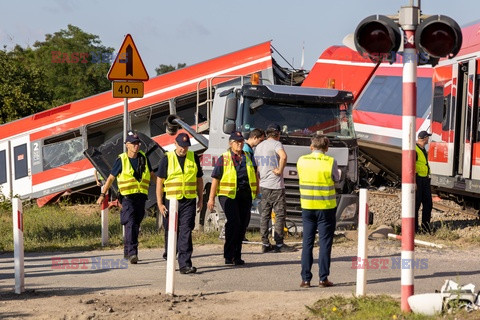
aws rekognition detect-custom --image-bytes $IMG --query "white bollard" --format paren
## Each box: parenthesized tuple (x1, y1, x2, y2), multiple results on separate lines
(356, 188, 368, 297)
(165, 199, 179, 295)
(101, 193, 109, 246)
(12, 198, 25, 294)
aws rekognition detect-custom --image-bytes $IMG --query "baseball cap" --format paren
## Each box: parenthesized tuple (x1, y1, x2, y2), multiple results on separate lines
(125, 131, 141, 144)
(266, 123, 281, 132)
(229, 131, 245, 142)
(418, 131, 432, 139)
(175, 133, 191, 147)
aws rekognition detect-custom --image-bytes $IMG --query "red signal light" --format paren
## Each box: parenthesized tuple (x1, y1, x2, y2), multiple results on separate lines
(415, 15, 462, 59)
(354, 15, 401, 63)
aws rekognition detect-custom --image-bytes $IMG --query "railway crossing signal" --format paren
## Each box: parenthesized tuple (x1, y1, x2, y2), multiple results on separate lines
(353, 2, 462, 312)
(354, 13, 462, 65)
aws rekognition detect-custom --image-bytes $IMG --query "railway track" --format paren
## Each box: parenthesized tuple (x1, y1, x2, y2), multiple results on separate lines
(431, 201, 480, 219)
(367, 189, 480, 219)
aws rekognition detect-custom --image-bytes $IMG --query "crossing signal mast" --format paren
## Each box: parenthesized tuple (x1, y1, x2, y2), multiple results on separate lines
(352, 1, 462, 313)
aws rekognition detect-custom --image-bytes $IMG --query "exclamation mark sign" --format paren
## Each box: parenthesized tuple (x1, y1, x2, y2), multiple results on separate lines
(126, 45, 133, 76)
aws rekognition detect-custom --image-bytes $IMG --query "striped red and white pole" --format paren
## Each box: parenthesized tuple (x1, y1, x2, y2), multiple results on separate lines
(12, 198, 25, 294)
(401, 29, 417, 312)
(165, 199, 179, 295)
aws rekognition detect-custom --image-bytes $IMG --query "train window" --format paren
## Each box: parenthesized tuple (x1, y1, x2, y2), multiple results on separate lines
(0, 150, 6, 184)
(355, 75, 432, 117)
(150, 111, 169, 137)
(176, 103, 198, 126)
(43, 133, 84, 171)
(14, 144, 28, 180)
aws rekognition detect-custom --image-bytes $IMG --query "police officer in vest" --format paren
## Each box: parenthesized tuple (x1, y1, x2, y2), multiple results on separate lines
(207, 131, 259, 266)
(97, 131, 155, 264)
(297, 134, 339, 288)
(156, 133, 203, 274)
(415, 130, 433, 233)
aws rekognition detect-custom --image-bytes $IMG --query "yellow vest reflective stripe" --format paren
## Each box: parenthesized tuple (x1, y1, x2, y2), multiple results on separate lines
(164, 151, 198, 200)
(218, 151, 257, 199)
(297, 152, 336, 210)
(117, 151, 150, 196)
(415, 145, 429, 177)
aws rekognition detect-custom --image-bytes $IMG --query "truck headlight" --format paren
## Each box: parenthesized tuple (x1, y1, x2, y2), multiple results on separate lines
(340, 203, 357, 220)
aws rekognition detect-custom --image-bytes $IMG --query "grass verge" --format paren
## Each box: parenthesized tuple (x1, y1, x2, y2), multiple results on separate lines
(0, 202, 224, 252)
(307, 295, 478, 320)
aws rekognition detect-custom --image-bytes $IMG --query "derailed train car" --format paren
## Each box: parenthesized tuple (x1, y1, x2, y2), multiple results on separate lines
(304, 20, 480, 213)
(428, 20, 480, 211)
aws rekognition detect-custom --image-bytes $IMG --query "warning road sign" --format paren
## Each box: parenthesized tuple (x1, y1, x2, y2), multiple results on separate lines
(108, 34, 149, 81)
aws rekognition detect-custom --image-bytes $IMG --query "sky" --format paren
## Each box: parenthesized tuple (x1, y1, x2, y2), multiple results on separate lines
(1, 0, 479, 76)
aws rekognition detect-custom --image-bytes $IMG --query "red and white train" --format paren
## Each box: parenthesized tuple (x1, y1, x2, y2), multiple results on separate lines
(303, 45, 433, 184)
(428, 20, 480, 210)
(0, 41, 278, 202)
(304, 20, 480, 211)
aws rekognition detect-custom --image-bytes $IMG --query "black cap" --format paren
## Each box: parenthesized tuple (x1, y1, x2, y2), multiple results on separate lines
(175, 133, 191, 147)
(267, 123, 281, 132)
(125, 131, 140, 144)
(418, 131, 432, 139)
(229, 131, 245, 142)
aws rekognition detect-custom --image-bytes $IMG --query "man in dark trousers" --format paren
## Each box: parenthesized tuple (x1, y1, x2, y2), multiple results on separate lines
(297, 134, 339, 288)
(97, 131, 155, 264)
(415, 130, 433, 233)
(156, 133, 203, 274)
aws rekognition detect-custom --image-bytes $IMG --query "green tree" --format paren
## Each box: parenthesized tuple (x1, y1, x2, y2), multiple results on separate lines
(0, 47, 52, 124)
(31, 24, 114, 106)
(155, 63, 186, 75)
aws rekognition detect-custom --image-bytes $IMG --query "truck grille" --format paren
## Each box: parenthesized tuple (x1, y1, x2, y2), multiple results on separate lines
(284, 178, 302, 217)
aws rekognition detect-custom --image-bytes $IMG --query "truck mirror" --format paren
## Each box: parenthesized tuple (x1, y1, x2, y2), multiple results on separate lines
(223, 122, 236, 134)
(225, 97, 237, 120)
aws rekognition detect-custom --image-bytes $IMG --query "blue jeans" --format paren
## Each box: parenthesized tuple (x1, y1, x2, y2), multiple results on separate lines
(301, 208, 336, 282)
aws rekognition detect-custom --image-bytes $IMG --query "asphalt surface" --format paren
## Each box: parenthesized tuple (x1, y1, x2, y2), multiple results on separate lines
(1, 240, 480, 297)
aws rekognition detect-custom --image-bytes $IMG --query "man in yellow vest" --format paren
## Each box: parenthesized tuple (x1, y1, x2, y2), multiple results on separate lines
(297, 134, 339, 288)
(415, 130, 433, 233)
(207, 131, 258, 266)
(156, 133, 203, 274)
(97, 131, 155, 264)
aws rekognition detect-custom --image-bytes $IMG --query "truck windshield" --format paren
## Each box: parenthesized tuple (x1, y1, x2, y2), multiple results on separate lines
(241, 99, 355, 138)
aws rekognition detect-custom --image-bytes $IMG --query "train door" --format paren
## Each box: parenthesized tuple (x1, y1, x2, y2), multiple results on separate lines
(454, 59, 478, 179)
(9, 135, 32, 198)
(462, 59, 477, 178)
(0, 141, 11, 197)
(472, 70, 480, 181)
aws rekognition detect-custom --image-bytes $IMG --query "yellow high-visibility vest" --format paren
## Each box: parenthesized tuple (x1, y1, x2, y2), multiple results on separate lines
(164, 151, 198, 200)
(117, 151, 150, 196)
(218, 151, 257, 199)
(297, 152, 336, 210)
(415, 145, 429, 177)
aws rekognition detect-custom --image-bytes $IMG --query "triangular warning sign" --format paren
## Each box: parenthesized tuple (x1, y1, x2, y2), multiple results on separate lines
(108, 34, 149, 81)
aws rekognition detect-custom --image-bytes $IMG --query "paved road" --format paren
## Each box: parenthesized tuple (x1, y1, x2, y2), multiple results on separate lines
(1, 240, 479, 297)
